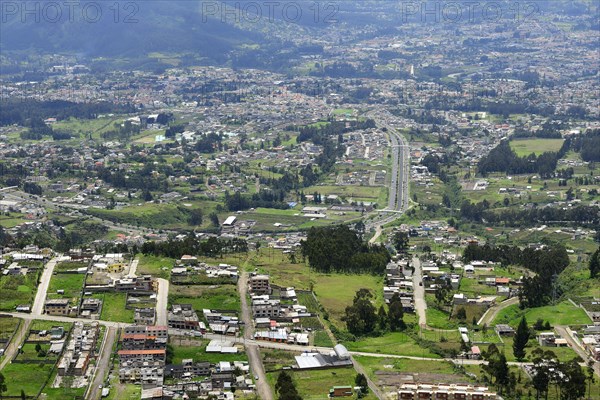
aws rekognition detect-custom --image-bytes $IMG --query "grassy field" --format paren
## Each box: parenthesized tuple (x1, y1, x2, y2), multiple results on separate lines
(47, 273, 85, 302)
(0, 316, 20, 339)
(98, 293, 134, 323)
(492, 301, 591, 327)
(510, 138, 564, 156)
(169, 284, 240, 312)
(313, 330, 335, 347)
(266, 367, 378, 400)
(345, 331, 441, 358)
(314, 274, 383, 329)
(0, 212, 26, 228)
(136, 254, 174, 279)
(169, 338, 248, 364)
(0, 362, 55, 397)
(0, 270, 40, 311)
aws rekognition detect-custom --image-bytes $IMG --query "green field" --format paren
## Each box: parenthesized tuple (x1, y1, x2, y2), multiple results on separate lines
(47, 273, 85, 302)
(345, 331, 441, 358)
(169, 284, 240, 312)
(170, 339, 248, 364)
(0, 270, 40, 311)
(266, 367, 378, 400)
(509, 138, 564, 156)
(137, 254, 174, 279)
(492, 301, 591, 327)
(0, 316, 20, 339)
(0, 362, 55, 397)
(98, 292, 134, 323)
(0, 212, 26, 228)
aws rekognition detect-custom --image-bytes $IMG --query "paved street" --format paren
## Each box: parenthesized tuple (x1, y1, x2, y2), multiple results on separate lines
(155, 278, 169, 326)
(238, 269, 274, 400)
(32, 256, 60, 315)
(411, 256, 427, 327)
(87, 326, 118, 400)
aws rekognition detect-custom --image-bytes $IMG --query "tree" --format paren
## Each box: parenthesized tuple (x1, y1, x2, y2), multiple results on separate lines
(531, 348, 555, 400)
(377, 305, 387, 330)
(456, 307, 467, 321)
(0, 372, 6, 398)
(392, 231, 409, 254)
(513, 317, 530, 361)
(275, 371, 302, 400)
(589, 247, 600, 278)
(388, 293, 406, 331)
(342, 289, 377, 336)
(586, 360, 596, 400)
(355, 373, 368, 396)
(209, 212, 220, 228)
(187, 208, 203, 226)
(559, 359, 587, 400)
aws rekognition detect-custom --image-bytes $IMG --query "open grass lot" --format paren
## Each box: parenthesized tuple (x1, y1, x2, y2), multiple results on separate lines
(492, 301, 591, 327)
(345, 331, 441, 358)
(169, 284, 240, 312)
(0, 270, 40, 311)
(485, 336, 579, 363)
(0, 316, 20, 339)
(42, 385, 86, 400)
(0, 212, 26, 228)
(47, 273, 85, 301)
(30, 320, 72, 332)
(137, 254, 174, 279)
(426, 306, 458, 330)
(313, 330, 334, 347)
(250, 250, 312, 290)
(16, 342, 59, 361)
(314, 274, 383, 329)
(169, 338, 248, 364)
(509, 138, 564, 156)
(266, 367, 378, 400)
(97, 292, 134, 323)
(302, 184, 384, 203)
(54, 261, 88, 272)
(0, 362, 55, 397)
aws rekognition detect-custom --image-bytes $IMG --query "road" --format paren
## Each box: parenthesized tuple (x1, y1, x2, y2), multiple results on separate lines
(127, 258, 139, 278)
(477, 297, 520, 326)
(0, 318, 30, 370)
(155, 278, 169, 326)
(351, 356, 386, 399)
(87, 326, 118, 400)
(238, 269, 273, 400)
(411, 257, 427, 327)
(32, 256, 60, 315)
(555, 325, 600, 377)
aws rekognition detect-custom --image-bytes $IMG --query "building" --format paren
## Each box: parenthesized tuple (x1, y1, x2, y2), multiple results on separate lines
(168, 304, 203, 331)
(330, 386, 353, 397)
(249, 274, 271, 295)
(134, 308, 156, 325)
(251, 298, 281, 319)
(44, 298, 71, 315)
(495, 324, 515, 336)
(398, 383, 497, 399)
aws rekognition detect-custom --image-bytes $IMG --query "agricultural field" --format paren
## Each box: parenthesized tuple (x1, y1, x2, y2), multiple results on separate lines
(0, 270, 40, 311)
(0, 362, 56, 397)
(0, 212, 26, 228)
(509, 138, 565, 156)
(345, 331, 440, 358)
(0, 316, 20, 340)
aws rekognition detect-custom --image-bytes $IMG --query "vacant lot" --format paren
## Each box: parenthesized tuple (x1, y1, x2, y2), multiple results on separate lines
(97, 293, 134, 323)
(510, 138, 564, 156)
(137, 255, 174, 279)
(492, 301, 591, 327)
(0, 316, 20, 340)
(346, 331, 440, 358)
(47, 273, 85, 302)
(0, 362, 55, 397)
(267, 367, 378, 400)
(169, 284, 240, 312)
(0, 271, 40, 311)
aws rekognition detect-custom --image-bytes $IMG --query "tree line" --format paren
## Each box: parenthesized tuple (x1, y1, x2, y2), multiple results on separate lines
(300, 225, 390, 274)
(463, 243, 570, 308)
(141, 235, 248, 258)
(342, 289, 406, 337)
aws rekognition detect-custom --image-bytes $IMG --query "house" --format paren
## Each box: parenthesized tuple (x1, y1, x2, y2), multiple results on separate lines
(330, 386, 353, 397)
(251, 298, 281, 319)
(249, 274, 271, 295)
(168, 304, 204, 331)
(398, 383, 497, 399)
(453, 293, 468, 305)
(134, 308, 156, 325)
(44, 299, 71, 315)
(495, 324, 515, 336)
(80, 298, 102, 317)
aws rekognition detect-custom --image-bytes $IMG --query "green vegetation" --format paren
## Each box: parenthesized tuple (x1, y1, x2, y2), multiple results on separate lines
(98, 293, 134, 323)
(169, 284, 240, 312)
(492, 301, 591, 327)
(0, 362, 54, 397)
(137, 254, 174, 279)
(170, 339, 247, 364)
(0, 316, 20, 339)
(345, 331, 441, 358)
(47, 273, 85, 302)
(0, 270, 40, 311)
(510, 138, 565, 156)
